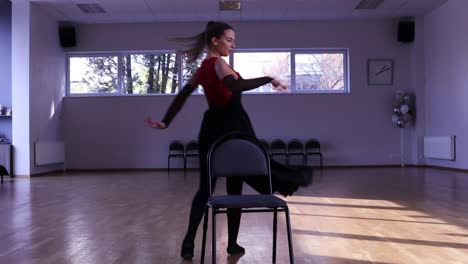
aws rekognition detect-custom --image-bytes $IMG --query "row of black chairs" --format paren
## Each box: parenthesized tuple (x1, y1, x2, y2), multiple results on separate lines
(260, 138, 323, 168)
(167, 140, 200, 171)
(168, 138, 323, 171)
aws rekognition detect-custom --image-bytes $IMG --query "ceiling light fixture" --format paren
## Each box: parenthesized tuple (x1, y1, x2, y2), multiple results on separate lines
(219, 1, 241, 11)
(355, 0, 384, 10)
(76, 4, 106, 14)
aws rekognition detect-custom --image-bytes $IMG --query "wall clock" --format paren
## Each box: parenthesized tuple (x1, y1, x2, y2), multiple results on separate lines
(367, 59, 394, 85)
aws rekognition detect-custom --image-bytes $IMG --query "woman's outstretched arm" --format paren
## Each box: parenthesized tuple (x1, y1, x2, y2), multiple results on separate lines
(214, 58, 288, 92)
(144, 76, 197, 129)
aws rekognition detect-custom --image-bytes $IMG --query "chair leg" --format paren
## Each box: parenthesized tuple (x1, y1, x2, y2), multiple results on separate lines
(184, 157, 187, 172)
(273, 208, 278, 263)
(320, 154, 323, 169)
(167, 157, 171, 172)
(201, 207, 209, 264)
(302, 154, 306, 166)
(212, 209, 217, 264)
(284, 206, 295, 264)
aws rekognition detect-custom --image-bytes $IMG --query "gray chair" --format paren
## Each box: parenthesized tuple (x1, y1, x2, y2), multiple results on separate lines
(184, 140, 200, 170)
(0, 165, 9, 184)
(270, 139, 288, 163)
(305, 139, 323, 169)
(168, 140, 185, 172)
(259, 139, 271, 156)
(200, 132, 294, 264)
(287, 139, 305, 165)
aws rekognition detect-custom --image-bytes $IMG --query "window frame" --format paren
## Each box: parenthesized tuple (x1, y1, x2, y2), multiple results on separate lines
(67, 51, 181, 97)
(67, 52, 122, 96)
(232, 48, 349, 94)
(66, 48, 349, 96)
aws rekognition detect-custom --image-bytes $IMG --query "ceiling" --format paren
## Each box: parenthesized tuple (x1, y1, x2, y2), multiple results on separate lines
(24, 0, 448, 24)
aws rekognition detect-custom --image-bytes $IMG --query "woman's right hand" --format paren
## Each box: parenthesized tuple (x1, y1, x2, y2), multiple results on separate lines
(271, 78, 289, 92)
(144, 116, 167, 129)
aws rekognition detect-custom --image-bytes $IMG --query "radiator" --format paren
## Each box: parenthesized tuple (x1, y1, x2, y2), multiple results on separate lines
(0, 144, 12, 174)
(34, 140, 65, 166)
(423, 136, 456, 160)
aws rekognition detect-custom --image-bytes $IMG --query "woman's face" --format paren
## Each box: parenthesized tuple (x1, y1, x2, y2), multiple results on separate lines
(212, 29, 236, 57)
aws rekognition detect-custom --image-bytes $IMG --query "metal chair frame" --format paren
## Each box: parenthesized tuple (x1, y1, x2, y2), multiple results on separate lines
(287, 139, 306, 165)
(305, 139, 323, 169)
(200, 132, 295, 264)
(167, 140, 185, 172)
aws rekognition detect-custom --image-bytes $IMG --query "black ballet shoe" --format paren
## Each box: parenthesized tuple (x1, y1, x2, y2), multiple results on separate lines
(277, 184, 299, 197)
(227, 243, 245, 255)
(180, 241, 194, 260)
(289, 165, 314, 187)
(297, 165, 314, 186)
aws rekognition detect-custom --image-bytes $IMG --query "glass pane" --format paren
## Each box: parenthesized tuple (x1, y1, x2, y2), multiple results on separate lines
(69, 56, 118, 94)
(182, 53, 205, 94)
(233, 52, 290, 93)
(295, 53, 344, 91)
(121, 53, 178, 94)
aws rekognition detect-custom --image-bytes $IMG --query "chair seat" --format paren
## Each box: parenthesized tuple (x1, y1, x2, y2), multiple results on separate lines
(169, 154, 184, 157)
(289, 152, 305, 155)
(209, 194, 287, 209)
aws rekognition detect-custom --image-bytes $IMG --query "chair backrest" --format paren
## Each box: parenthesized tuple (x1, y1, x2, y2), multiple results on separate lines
(186, 140, 199, 155)
(305, 139, 321, 153)
(270, 139, 286, 154)
(0, 165, 8, 175)
(169, 140, 185, 154)
(287, 139, 303, 153)
(259, 139, 270, 154)
(207, 132, 272, 194)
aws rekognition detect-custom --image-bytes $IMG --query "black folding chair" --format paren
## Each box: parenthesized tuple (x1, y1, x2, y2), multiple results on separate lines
(0, 165, 9, 184)
(168, 141, 185, 172)
(200, 132, 294, 264)
(184, 140, 200, 170)
(259, 139, 271, 156)
(305, 139, 323, 169)
(287, 139, 306, 165)
(270, 139, 288, 164)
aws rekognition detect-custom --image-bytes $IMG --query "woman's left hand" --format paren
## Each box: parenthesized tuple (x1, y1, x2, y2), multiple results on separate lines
(271, 78, 289, 92)
(144, 117, 167, 129)
(272, 85, 288, 92)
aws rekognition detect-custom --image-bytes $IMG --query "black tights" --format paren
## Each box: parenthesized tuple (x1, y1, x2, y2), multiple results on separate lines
(182, 154, 243, 247)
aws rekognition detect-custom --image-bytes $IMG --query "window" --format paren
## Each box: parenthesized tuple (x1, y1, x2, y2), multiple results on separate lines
(67, 49, 348, 95)
(233, 52, 290, 93)
(69, 56, 118, 94)
(182, 53, 205, 94)
(233, 50, 348, 93)
(294, 52, 345, 91)
(122, 53, 179, 94)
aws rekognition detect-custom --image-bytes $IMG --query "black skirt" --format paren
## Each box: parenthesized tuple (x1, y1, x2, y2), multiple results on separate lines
(198, 93, 312, 196)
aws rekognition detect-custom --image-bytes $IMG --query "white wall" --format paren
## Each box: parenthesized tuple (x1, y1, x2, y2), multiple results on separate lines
(28, 3, 66, 174)
(423, 0, 468, 169)
(0, 0, 12, 141)
(409, 16, 426, 166)
(12, 1, 31, 176)
(11, 2, 65, 176)
(63, 20, 416, 169)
